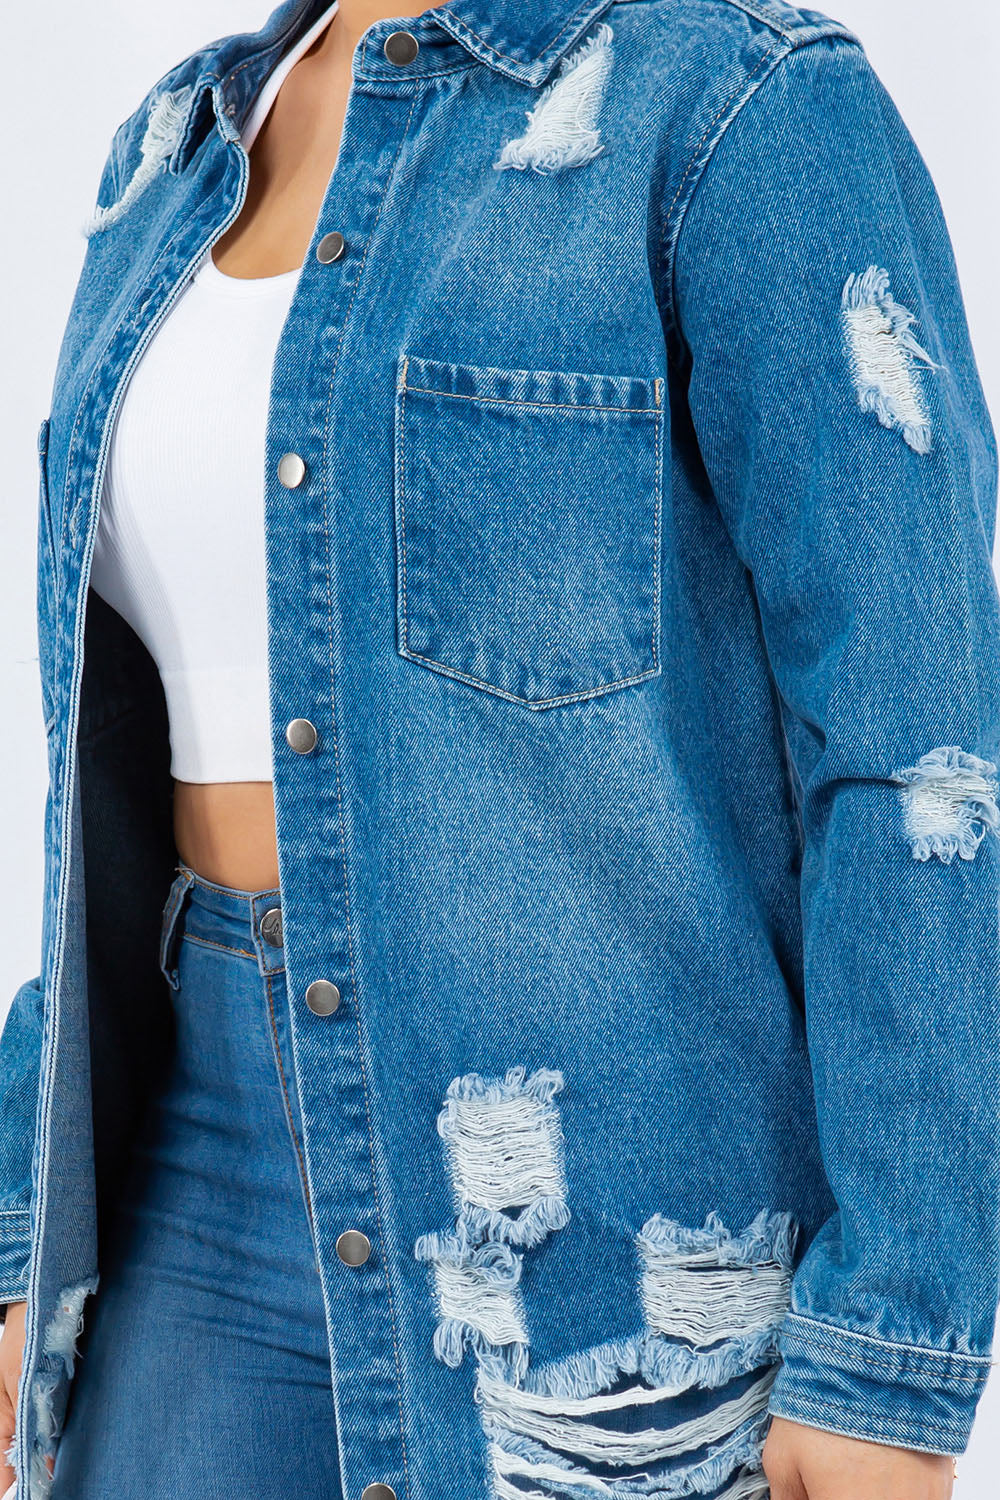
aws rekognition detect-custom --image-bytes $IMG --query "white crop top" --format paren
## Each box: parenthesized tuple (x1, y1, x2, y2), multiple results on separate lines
(90, 0, 340, 784)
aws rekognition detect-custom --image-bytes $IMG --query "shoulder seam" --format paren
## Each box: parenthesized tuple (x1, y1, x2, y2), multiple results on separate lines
(714, 0, 795, 39)
(710, 0, 858, 44)
(658, 27, 863, 352)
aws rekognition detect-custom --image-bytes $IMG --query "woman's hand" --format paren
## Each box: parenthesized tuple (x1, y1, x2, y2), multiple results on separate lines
(0, 1301, 26, 1492)
(763, 1416, 956, 1500)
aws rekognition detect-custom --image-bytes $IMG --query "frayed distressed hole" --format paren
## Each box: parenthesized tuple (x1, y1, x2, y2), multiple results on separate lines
(416, 1066, 570, 1371)
(638, 1209, 796, 1348)
(495, 24, 613, 175)
(438, 1066, 570, 1237)
(480, 1366, 775, 1466)
(488, 1405, 772, 1498)
(477, 1210, 795, 1498)
(482, 1323, 783, 1407)
(415, 1230, 528, 1370)
(892, 744, 1000, 864)
(84, 86, 193, 236)
(842, 265, 938, 455)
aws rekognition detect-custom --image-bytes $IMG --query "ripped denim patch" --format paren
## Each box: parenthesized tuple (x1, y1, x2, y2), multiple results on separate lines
(416, 1068, 796, 1499)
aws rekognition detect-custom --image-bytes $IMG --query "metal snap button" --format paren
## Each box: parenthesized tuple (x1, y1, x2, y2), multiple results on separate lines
(305, 979, 342, 1016)
(384, 30, 419, 65)
(260, 907, 283, 947)
(285, 718, 318, 754)
(337, 1230, 372, 1266)
(316, 231, 346, 264)
(361, 1487, 396, 1500)
(277, 452, 306, 488)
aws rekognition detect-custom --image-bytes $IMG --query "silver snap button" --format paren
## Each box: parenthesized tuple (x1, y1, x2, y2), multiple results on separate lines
(278, 452, 306, 488)
(316, 231, 346, 264)
(306, 979, 342, 1016)
(260, 907, 283, 947)
(337, 1230, 372, 1266)
(361, 1487, 396, 1500)
(384, 30, 419, 65)
(285, 718, 318, 754)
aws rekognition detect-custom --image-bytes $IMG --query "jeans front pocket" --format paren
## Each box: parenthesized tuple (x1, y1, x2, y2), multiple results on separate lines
(394, 353, 664, 709)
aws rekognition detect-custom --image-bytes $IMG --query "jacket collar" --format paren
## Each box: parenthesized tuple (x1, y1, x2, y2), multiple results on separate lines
(429, 0, 617, 85)
(208, 0, 618, 94)
(176, 0, 616, 169)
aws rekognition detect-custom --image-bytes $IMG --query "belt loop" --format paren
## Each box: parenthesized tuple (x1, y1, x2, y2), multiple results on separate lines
(158, 864, 196, 990)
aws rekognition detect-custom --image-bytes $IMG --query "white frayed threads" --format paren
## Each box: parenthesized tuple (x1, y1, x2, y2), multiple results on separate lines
(892, 745, 1000, 864)
(414, 1230, 529, 1369)
(438, 1066, 569, 1233)
(488, 1402, 772, 1500)
(842, 265, 938, 455)
(495, 24, 613, 174)
(416, 1066, 569, 1372)
(484, 1369, 775, 1469)
(84, 86, 194, 236)
(638, 1209, 796, 1348)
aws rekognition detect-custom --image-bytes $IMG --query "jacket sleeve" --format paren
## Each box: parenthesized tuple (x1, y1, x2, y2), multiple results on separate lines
(673, 36, 1000, 1456)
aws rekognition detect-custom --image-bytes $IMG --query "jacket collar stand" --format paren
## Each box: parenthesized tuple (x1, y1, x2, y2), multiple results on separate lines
(177, 0, 616, 171)
(428, 0, 617, 85)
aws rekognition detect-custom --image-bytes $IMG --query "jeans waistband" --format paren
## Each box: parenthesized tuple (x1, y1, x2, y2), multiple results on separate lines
(158, 861, 285, 988)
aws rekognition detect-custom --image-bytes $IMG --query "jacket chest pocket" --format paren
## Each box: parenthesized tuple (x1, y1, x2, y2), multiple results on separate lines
(393, 353, 664, 709)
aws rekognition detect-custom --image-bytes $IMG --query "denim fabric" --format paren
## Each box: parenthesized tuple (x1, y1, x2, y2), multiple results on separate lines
(3, 1, 1000, 1496)
(50, 869, 342, 1499)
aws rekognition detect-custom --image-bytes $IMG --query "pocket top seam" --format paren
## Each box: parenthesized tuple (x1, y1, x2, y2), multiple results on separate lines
(401, 384, 660, 418)
(399, 351, 662, 415)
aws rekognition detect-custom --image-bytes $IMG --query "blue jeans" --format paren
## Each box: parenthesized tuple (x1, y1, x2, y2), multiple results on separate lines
(51, 866, 343, 1499)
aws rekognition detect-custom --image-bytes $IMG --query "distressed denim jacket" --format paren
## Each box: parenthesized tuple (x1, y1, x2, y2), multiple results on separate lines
(3, 1, 1000, 1495)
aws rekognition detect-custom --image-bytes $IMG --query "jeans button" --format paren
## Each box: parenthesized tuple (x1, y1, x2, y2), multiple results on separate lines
(260, 907, 283, 947)
(361, 1487, 396, 1500)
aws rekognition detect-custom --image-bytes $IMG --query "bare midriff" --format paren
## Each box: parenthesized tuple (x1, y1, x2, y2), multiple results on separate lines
(173, 0, 430, 892)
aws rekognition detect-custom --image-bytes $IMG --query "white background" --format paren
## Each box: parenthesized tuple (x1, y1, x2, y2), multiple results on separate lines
(1, 2, 997, 1490)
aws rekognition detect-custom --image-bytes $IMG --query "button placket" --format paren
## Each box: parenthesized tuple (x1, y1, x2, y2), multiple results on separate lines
(261, 55, 415, 1500)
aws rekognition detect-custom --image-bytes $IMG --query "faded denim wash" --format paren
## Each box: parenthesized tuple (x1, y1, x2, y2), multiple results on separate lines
(2, 2, 1000, 1498)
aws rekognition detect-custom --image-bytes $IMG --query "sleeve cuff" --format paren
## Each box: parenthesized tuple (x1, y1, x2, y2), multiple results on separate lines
(0, 1210, 31, 1304)
(768, 1311, 991, 1457)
